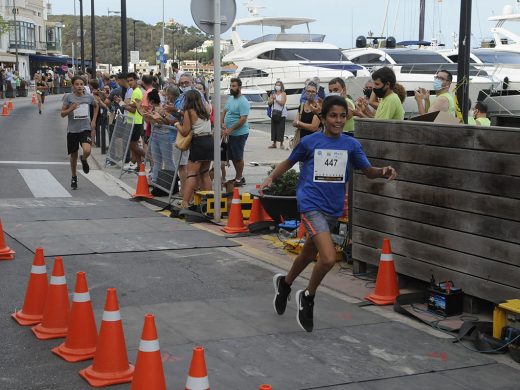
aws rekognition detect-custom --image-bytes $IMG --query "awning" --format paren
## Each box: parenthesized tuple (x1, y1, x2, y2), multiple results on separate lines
(0, 53, 17, 63)
(29, 54, 68, 64)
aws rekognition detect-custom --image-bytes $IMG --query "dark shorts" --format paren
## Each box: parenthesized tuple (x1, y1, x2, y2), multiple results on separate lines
(227, 134, 248, 161)
(301, 210, 338, 238)
(189, 134, 214, 162)
(67, 130, 92, 155)
(131, 123, 144, 142)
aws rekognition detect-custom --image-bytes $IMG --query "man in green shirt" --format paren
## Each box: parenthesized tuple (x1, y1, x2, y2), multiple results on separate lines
(372, 67, 405, 120)
(473, 101, 491, 126)
(126, 72, 145, 169)
(415, 69, 456, 117)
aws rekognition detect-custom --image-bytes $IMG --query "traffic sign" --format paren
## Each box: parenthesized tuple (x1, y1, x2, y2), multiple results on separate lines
(191, 0, 236, 35)
(130, 51, 139, 64)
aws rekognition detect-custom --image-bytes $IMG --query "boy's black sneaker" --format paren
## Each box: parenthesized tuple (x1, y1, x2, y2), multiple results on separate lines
(296, 289, 314, 332)
(273, 274, 291, 315)
(80, 156, 89, 174)
(71, 176, 78, 190)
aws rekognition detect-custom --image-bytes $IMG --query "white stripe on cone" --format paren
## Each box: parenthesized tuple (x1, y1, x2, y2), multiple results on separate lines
(138, 172, 146, 176)
(138, 339, 160, 352)
(50, 275, 66, 285)
(31, 265, 47, 274)
(231, 199, 240, 204)
(102, 310, 121, 322)
(73, 291, 91, 302)
(186, 375, 209, 389)
(380, 253, 393, 261)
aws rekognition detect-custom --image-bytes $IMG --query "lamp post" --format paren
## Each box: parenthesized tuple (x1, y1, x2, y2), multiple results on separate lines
(160, 0, 165, 75)
(121, 0, 128, 74)
(79, 0, 85, 71)
(12, 0, 19, 74)
(107, 9, 120, 74)
(132, 20, 138, 51)
(91, 0, 96, 77)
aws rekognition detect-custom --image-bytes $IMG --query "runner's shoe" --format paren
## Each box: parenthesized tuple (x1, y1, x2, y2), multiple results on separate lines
(71, 176, 78, 190)
(273, 274, 291, 315)
(295, 289, 314, 332)
(80, 156, 89, 174)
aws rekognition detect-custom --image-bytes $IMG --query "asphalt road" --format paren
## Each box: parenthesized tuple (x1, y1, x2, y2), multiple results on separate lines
(1, 95, 520, 389)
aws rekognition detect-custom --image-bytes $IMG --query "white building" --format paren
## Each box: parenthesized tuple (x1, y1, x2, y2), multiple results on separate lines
(191, 39, 233, 56)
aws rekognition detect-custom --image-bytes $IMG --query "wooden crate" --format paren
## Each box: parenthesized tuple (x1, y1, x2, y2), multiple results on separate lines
(352, 118, 520, 303)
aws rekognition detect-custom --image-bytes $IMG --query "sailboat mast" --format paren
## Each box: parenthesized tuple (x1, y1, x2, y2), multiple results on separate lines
(419, 0, 425, 41)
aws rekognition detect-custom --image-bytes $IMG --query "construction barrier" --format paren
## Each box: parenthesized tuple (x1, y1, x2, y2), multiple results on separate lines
(105, 113, 135, 178)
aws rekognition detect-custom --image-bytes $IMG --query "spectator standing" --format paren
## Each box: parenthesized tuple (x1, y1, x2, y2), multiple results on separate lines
(327, 77, 356, 133)
(0, 67, 4, 99)
(371, 67, 405, 120)
(125, 72, 146, 169)
(221, 77, 250, 186)
(268, 80, 288, 149)
(473, 101, 491, 126)
(293, 81, 321, 143)
(174, 90, 214, 208)
(264, 96, 397, 332)
(415, 69, 455, 116)
(140, 75, 155, 154)
(60, 76, 98, 189)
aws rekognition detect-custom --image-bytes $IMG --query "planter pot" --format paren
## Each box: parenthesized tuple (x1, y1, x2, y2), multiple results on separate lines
(258, 193, 298, 223)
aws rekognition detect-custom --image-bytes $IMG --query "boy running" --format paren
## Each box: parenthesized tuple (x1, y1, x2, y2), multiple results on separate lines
(262, 95, 397, 332)
(61, 76, 98, 189)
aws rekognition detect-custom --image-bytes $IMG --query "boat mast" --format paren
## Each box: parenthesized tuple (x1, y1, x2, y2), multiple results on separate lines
(419, 0, 425, 41)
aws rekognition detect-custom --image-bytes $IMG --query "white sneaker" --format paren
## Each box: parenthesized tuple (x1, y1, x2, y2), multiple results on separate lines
(124, 162, 137, 170)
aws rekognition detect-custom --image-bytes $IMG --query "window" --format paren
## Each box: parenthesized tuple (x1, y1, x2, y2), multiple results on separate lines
(238, 67, 269, 78)
(257, 51, 274, 60)
(389, 52, 450, 64)
(473, 51, 520, 64)
(243, 93, 266, 103)
(271, 48, 348, 62)
(9, 21, 36, 50)
(350, 53, 389, 65)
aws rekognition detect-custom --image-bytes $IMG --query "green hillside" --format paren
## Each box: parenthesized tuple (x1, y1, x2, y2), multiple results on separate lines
(49, 15, 211, 66)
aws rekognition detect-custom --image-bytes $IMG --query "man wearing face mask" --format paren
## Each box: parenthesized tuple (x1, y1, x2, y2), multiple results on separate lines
(415, 69, 455, 116)
(371, 67, 405, 120)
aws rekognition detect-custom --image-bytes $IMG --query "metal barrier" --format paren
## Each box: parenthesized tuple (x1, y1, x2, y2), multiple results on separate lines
(144, 124, 185, 203)
(105, 113, 134, 178)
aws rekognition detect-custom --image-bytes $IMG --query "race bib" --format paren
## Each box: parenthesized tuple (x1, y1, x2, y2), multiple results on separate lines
(73, 103, 89, 120)
(313, 149, 348, 183)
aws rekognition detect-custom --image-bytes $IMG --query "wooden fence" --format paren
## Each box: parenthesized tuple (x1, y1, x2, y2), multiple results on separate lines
(352, 118, 520, 303)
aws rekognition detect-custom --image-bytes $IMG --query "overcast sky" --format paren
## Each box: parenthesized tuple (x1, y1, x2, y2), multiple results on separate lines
(50, 0, 520, 49)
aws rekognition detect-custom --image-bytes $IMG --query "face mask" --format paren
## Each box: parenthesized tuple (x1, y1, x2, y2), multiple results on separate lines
(306, 93, 316, 101)
(373, 86, 386, 98)
(180, 86, 191, 93)
(274, 85, 281, 92)
(363, 88, 372, 98)
(327, 92, 341, 97)
(109, 81, 117, 89)
(433, 79, 443, 91)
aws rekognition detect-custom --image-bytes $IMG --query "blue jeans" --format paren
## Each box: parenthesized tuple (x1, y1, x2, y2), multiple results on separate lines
(150, 129, 174, 182)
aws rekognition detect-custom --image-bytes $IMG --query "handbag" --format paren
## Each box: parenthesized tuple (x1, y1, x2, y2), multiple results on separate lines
(271, 109, 283, 123)
(175, 111, 193, 151)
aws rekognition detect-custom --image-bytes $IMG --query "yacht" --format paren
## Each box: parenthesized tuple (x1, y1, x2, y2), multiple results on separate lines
(222, 17, 371, 119)
(220, 86, 270, 123)
(439, 4, 520, 115)
(343, 45, 497, 117)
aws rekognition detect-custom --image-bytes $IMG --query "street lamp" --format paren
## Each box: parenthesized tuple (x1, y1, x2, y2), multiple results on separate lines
(132, 20, 141, 51)
(91, 0, 96, 77)
(121, 0, 128, 74)
(107, 8, 120, 17)
(79, 0, 85, 71)
(12, 0, 19, 74)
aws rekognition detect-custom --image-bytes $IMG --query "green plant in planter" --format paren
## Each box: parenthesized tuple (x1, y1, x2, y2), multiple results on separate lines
(265, 165, 298, 196)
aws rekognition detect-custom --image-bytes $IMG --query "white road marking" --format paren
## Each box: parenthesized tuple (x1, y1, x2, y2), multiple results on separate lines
(18, 169, 72, 198)
(78, 170, 133, 197)
(0, 161, 70, 165)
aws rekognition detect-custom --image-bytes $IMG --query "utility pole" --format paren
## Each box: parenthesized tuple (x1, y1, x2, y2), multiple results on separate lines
(79, 0, 85, 71)
(419, 0, 425, 42)
(121, 0, 128, 74)
(12, 0, 19, 74)
(160, 0, 165, 75)
(457, 0, 472, 124)
(72, 0, 76, 72)
(91, 0, 96, 77)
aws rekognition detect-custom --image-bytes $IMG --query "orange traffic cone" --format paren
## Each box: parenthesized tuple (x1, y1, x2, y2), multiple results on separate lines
(11, 247, 48, 325)
(52, 271, 97, 362)
(259, 385, 272, 390)
(31, 94, 37, 105)
(1, 102, 9, 116)
(222, 187, 248, 234)
(8, 99, 13, 111)
(365, 238, 400, 305)
(79, 288, 134, 387)
(32, 256, 70, 339)
(0, 218, 15, 260)
(131, 314, 166, 390)
(132, 163, 153, 199)
(247, 185, 273, 225)
(296, 220, 306, 239)
(185, 346, 209, 390)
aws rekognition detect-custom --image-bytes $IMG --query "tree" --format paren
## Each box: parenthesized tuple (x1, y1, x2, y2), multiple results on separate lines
(0, 16, 9, 37)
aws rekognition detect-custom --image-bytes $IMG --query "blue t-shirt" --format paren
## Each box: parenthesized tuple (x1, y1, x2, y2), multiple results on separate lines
(224, 95, 250, 136)
(288, 132, 371, 217)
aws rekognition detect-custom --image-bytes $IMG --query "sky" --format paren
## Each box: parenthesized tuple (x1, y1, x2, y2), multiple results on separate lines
(50, 0, 520, 49)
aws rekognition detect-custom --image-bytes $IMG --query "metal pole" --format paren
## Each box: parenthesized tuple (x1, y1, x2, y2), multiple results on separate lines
(419, 0, 425, 42)
(79, 0, 85, 71)
(456, 0, 472, 124)
(213, 0, 222, 222)
(121, 0, 128, 74)
(72, 1, 76, 72)
(13, 0, 19, 74)
(133, 20, 136, 51)
(91, 0, 96, 77)
(161, 0, 165, 75)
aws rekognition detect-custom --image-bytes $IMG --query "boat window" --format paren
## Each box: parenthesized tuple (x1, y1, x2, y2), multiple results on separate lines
(389, 52, 450, 64)
(473, 51, 520, 64)
(257, 51, 274, 60)
(243, 94, 266, 103)
(350, 53, 389, 65)
(272, 48, 348, 61)
(238, 67, 269, 78)
(448, 54, 476, 63)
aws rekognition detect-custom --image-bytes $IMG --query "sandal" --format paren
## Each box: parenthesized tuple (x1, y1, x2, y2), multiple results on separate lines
(268, 144, 277, 149)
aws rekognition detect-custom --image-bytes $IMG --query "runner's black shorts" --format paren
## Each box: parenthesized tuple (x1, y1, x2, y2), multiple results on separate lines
(67, 130, 92, 155)
(131, 123, 144, 142)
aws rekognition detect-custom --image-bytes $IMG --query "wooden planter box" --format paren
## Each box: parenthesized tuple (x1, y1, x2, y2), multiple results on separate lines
(352, 118, 520, 304)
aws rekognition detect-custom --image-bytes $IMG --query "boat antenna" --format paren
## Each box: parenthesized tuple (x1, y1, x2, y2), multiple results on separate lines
(243, 0, 265, 17)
